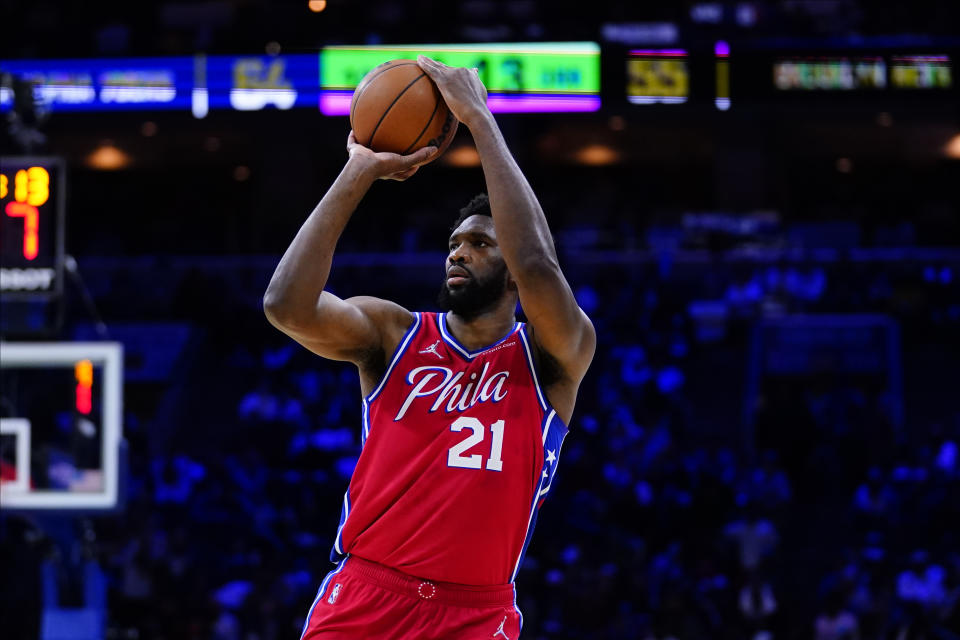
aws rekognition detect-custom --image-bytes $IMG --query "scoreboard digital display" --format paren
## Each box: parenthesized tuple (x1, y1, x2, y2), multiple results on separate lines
(890, 56, 952, 89)
(0, 57, 195, 111)
(774, 57, 887, 90)
(626, 49, 689, 104)
(319, 43, 601, 114)
(772, 54, 952, 91)
(0, 157, 65, 298)
(0, 55, 321, 116)
(205, 54, 321, 111)
(2, 47, 954, 118)
(3, 48, 598, 115)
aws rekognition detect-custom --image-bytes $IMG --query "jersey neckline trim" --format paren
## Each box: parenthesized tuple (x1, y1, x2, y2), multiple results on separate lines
(437, 312, 521, 360)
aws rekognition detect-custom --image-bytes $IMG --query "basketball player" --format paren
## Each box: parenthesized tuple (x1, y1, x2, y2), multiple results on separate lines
(264, 56, 595, 639)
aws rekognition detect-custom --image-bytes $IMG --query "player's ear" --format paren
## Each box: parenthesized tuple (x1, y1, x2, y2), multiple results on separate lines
(506, 270, 518, 292)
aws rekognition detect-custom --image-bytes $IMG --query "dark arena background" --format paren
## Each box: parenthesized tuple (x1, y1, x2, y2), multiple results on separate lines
(2, 2, 960, 639)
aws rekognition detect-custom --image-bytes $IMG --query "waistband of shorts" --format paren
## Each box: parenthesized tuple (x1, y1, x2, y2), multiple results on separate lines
(345, 555, 515, 608)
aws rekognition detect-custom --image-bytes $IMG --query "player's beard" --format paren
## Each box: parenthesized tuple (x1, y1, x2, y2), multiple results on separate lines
(437, 262, 509, 321)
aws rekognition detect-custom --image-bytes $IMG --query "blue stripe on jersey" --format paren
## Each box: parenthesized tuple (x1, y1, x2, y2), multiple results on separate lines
(300, 556, 349, 640)
(365, 311, 421, 403)
(513, 583, 524, 631)
(510, 409, 569, 583)
(330, 490, 351, 561)
(438, 312, 521, 360)
(360, 398, 371, 446)
(517, 326, 549, 412)
(539, 409, 568, 498)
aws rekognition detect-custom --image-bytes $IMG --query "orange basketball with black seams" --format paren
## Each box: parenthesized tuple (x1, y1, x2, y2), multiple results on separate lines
(350, 59, 458, 162)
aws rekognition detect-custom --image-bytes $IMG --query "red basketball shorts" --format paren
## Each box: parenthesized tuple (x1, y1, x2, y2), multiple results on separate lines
(300, 555, 523, 639)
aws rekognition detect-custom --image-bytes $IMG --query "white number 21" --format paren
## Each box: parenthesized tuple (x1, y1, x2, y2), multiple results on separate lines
(447, 417, 505, 472)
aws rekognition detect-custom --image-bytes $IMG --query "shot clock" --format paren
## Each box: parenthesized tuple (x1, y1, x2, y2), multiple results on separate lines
(0, 157, 65, 299)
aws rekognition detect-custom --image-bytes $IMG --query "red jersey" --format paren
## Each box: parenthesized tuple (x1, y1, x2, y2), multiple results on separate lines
(328, 311, 568, 586)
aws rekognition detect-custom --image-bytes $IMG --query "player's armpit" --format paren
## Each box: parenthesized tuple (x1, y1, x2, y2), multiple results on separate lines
(515, 263, 596, 382)
(264, 292, 414, 365)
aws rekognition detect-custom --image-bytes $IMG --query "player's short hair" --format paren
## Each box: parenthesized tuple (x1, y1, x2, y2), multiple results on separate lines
(451, 192, 558, 251)
(452, 193, 491, 230)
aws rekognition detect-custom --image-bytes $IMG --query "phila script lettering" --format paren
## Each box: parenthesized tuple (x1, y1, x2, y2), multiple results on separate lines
(395, 362, 509, 421)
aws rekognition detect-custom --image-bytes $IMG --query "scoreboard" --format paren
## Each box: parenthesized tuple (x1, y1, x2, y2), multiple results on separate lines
(626, 50, 690, 104)
(890, 56, 952, 89)
(0, 157, 65, 299)
(773, 57, 887, 90)
(772, 55, 953, 91)
(0, 45, 955, 118)
(1, 45, 601, 116)
(319, 43, 601, 114)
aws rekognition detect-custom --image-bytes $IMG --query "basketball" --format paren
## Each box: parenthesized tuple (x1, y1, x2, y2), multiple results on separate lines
(350, 59, 458, 160)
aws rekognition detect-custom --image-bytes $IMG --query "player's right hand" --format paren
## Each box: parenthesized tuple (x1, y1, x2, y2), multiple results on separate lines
(416, 55, 490, 130)
(346, 131, 437, 181)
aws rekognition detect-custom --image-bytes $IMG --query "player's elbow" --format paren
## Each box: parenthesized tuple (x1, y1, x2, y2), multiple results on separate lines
(264, 291, 331, 340)
(262, 291, 301, 330)
(262, 295, 285, 329)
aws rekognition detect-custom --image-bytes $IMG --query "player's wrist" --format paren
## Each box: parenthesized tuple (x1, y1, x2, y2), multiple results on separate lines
(462, 108, 495, 133)
(344, 154, 381, 186)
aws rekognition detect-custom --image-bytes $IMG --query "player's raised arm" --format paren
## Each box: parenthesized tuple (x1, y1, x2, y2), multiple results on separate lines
(417, 56, 595, 380)
(263, 133, 436, 364)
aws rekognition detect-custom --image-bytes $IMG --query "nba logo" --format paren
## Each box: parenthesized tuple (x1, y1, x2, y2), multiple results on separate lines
(327, 583, 342, 604)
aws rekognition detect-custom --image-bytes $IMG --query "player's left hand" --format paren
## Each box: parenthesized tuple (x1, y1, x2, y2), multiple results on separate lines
(346, 131, 436, 181)
(417, 55, 490, 129)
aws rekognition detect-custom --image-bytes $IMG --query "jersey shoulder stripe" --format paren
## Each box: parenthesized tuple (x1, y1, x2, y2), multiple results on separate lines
(365, 312, 422, 403)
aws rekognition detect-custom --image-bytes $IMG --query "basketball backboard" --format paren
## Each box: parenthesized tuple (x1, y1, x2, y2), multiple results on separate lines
(0, 341, 123, 510)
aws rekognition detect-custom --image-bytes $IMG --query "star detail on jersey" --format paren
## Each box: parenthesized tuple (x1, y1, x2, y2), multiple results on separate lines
(543, 448, 558, 479)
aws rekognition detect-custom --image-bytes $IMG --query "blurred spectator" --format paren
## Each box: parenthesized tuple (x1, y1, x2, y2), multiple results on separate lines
(737, 571, 778, 638)
(897, 551, 946, 611)
(852, 467, 895, 529)
(814, 591, 860, 640)
(724, 505, 779, 573)
(737, 450, 792, 512)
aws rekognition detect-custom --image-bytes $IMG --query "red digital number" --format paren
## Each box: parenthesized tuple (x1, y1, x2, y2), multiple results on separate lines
(5, 201, 40, 260)
(75, 360, 94, 415)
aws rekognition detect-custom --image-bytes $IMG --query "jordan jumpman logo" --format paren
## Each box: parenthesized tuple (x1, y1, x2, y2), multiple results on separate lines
(419, 340, 443, 359)
(493, 615, 509, 639)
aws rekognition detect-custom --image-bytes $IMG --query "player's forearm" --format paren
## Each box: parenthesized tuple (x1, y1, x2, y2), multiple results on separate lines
(263, 159, 376, 323)
(469, 114, 560, 277)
